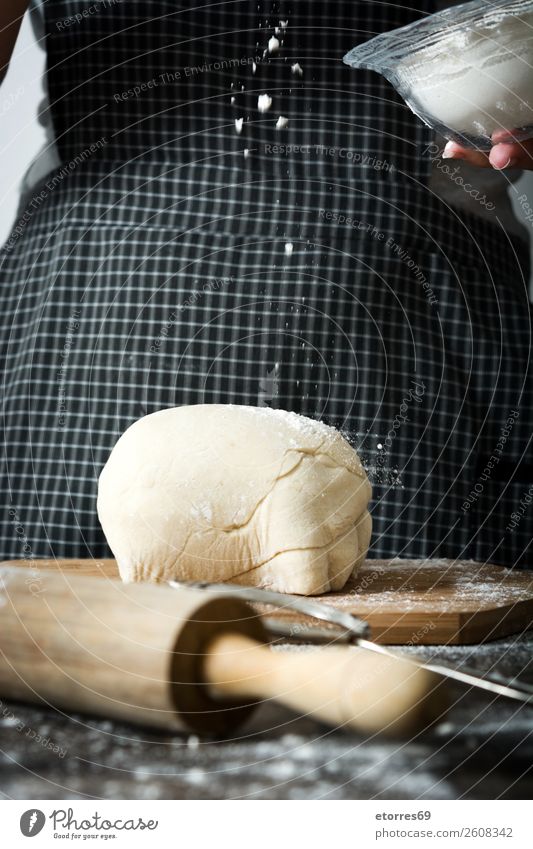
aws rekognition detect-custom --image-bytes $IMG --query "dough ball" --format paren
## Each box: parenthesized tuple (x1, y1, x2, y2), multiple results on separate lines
(97, 405, 372, 595)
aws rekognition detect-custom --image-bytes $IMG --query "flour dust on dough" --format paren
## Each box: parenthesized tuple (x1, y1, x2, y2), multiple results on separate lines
(97, 405, 372, 595)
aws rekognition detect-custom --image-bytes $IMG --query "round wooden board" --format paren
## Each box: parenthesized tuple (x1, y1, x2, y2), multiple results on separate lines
(2, 557, 533, 644)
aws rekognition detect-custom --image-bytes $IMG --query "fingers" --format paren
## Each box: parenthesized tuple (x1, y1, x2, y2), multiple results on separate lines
(489, 139, 533, 170)
(443, 137, 533, 171)
(443, 141, 492, 168)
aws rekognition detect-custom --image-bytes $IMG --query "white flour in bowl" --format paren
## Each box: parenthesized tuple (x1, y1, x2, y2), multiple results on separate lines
(399, 10, 533, 140)
(344, 0, 533, 148)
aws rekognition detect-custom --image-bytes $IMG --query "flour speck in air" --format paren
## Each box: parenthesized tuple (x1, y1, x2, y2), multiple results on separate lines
(268, 36, 280, 53)
(230, 96, 235, 104)
(187, 768, 206, 785)
(258, 93, 273, 112)
(291, 62, 303, 77)
(276, 116, 289, 129)
(285, 242, 294, 257)
(235, 117, 244, 134)
(243, 148, 250, 159)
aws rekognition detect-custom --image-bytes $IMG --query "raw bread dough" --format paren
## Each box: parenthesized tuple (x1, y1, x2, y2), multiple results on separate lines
(97, 405, 372, 595)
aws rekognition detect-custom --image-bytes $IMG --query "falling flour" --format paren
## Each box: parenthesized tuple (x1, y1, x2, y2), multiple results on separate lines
(258, 93, 273, 112)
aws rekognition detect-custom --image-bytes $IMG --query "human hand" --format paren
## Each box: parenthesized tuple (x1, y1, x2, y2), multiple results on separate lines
(443, 131, 533, 170)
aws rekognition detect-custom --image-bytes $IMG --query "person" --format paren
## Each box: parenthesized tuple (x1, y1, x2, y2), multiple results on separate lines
(1, 0, 532, 569)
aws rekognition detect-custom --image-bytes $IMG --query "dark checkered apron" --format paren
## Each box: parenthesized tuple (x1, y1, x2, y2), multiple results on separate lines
(1, 0, 532, 567)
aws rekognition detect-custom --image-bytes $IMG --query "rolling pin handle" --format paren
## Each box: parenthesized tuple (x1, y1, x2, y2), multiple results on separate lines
(204, 634, 447, 736)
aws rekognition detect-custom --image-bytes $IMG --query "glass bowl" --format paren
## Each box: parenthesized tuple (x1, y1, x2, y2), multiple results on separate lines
(343, 0, 533, 150)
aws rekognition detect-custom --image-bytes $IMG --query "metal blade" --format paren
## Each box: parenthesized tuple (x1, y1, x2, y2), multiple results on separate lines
(168, 579, 533, 706)
(168, 579, 370, 639)
(356, 638, 533, 706)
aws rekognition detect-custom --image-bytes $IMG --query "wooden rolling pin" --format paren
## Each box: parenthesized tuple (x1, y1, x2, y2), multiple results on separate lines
(0, 565, 444, 735)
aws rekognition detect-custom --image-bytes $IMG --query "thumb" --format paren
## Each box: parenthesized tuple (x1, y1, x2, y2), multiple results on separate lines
(489, 139, 533, 170)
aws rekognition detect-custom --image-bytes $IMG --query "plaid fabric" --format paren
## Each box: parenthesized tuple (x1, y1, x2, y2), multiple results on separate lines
(1, 0, 532, 568)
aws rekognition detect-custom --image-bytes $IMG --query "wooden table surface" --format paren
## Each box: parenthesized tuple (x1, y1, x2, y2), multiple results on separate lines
(1, 634, 533, 800)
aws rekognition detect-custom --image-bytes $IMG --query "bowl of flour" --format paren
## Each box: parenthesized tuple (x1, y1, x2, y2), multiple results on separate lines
(344, 0, 533, 150)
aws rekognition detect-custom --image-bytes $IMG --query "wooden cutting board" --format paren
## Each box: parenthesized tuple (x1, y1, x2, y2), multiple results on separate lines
(3, 557, 533, 645)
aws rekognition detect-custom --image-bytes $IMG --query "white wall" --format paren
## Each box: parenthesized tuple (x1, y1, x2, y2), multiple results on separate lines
(0, 11, 46, 245)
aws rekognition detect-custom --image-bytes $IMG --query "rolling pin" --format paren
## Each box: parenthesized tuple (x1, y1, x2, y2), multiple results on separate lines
(0, 565, 444, 735)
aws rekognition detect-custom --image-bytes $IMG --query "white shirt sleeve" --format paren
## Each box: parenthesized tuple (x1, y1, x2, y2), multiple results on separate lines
(18, 0, 60, 205)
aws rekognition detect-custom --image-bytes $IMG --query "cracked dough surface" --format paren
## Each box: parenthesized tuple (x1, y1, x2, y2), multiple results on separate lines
(97, 405, 372, 595)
